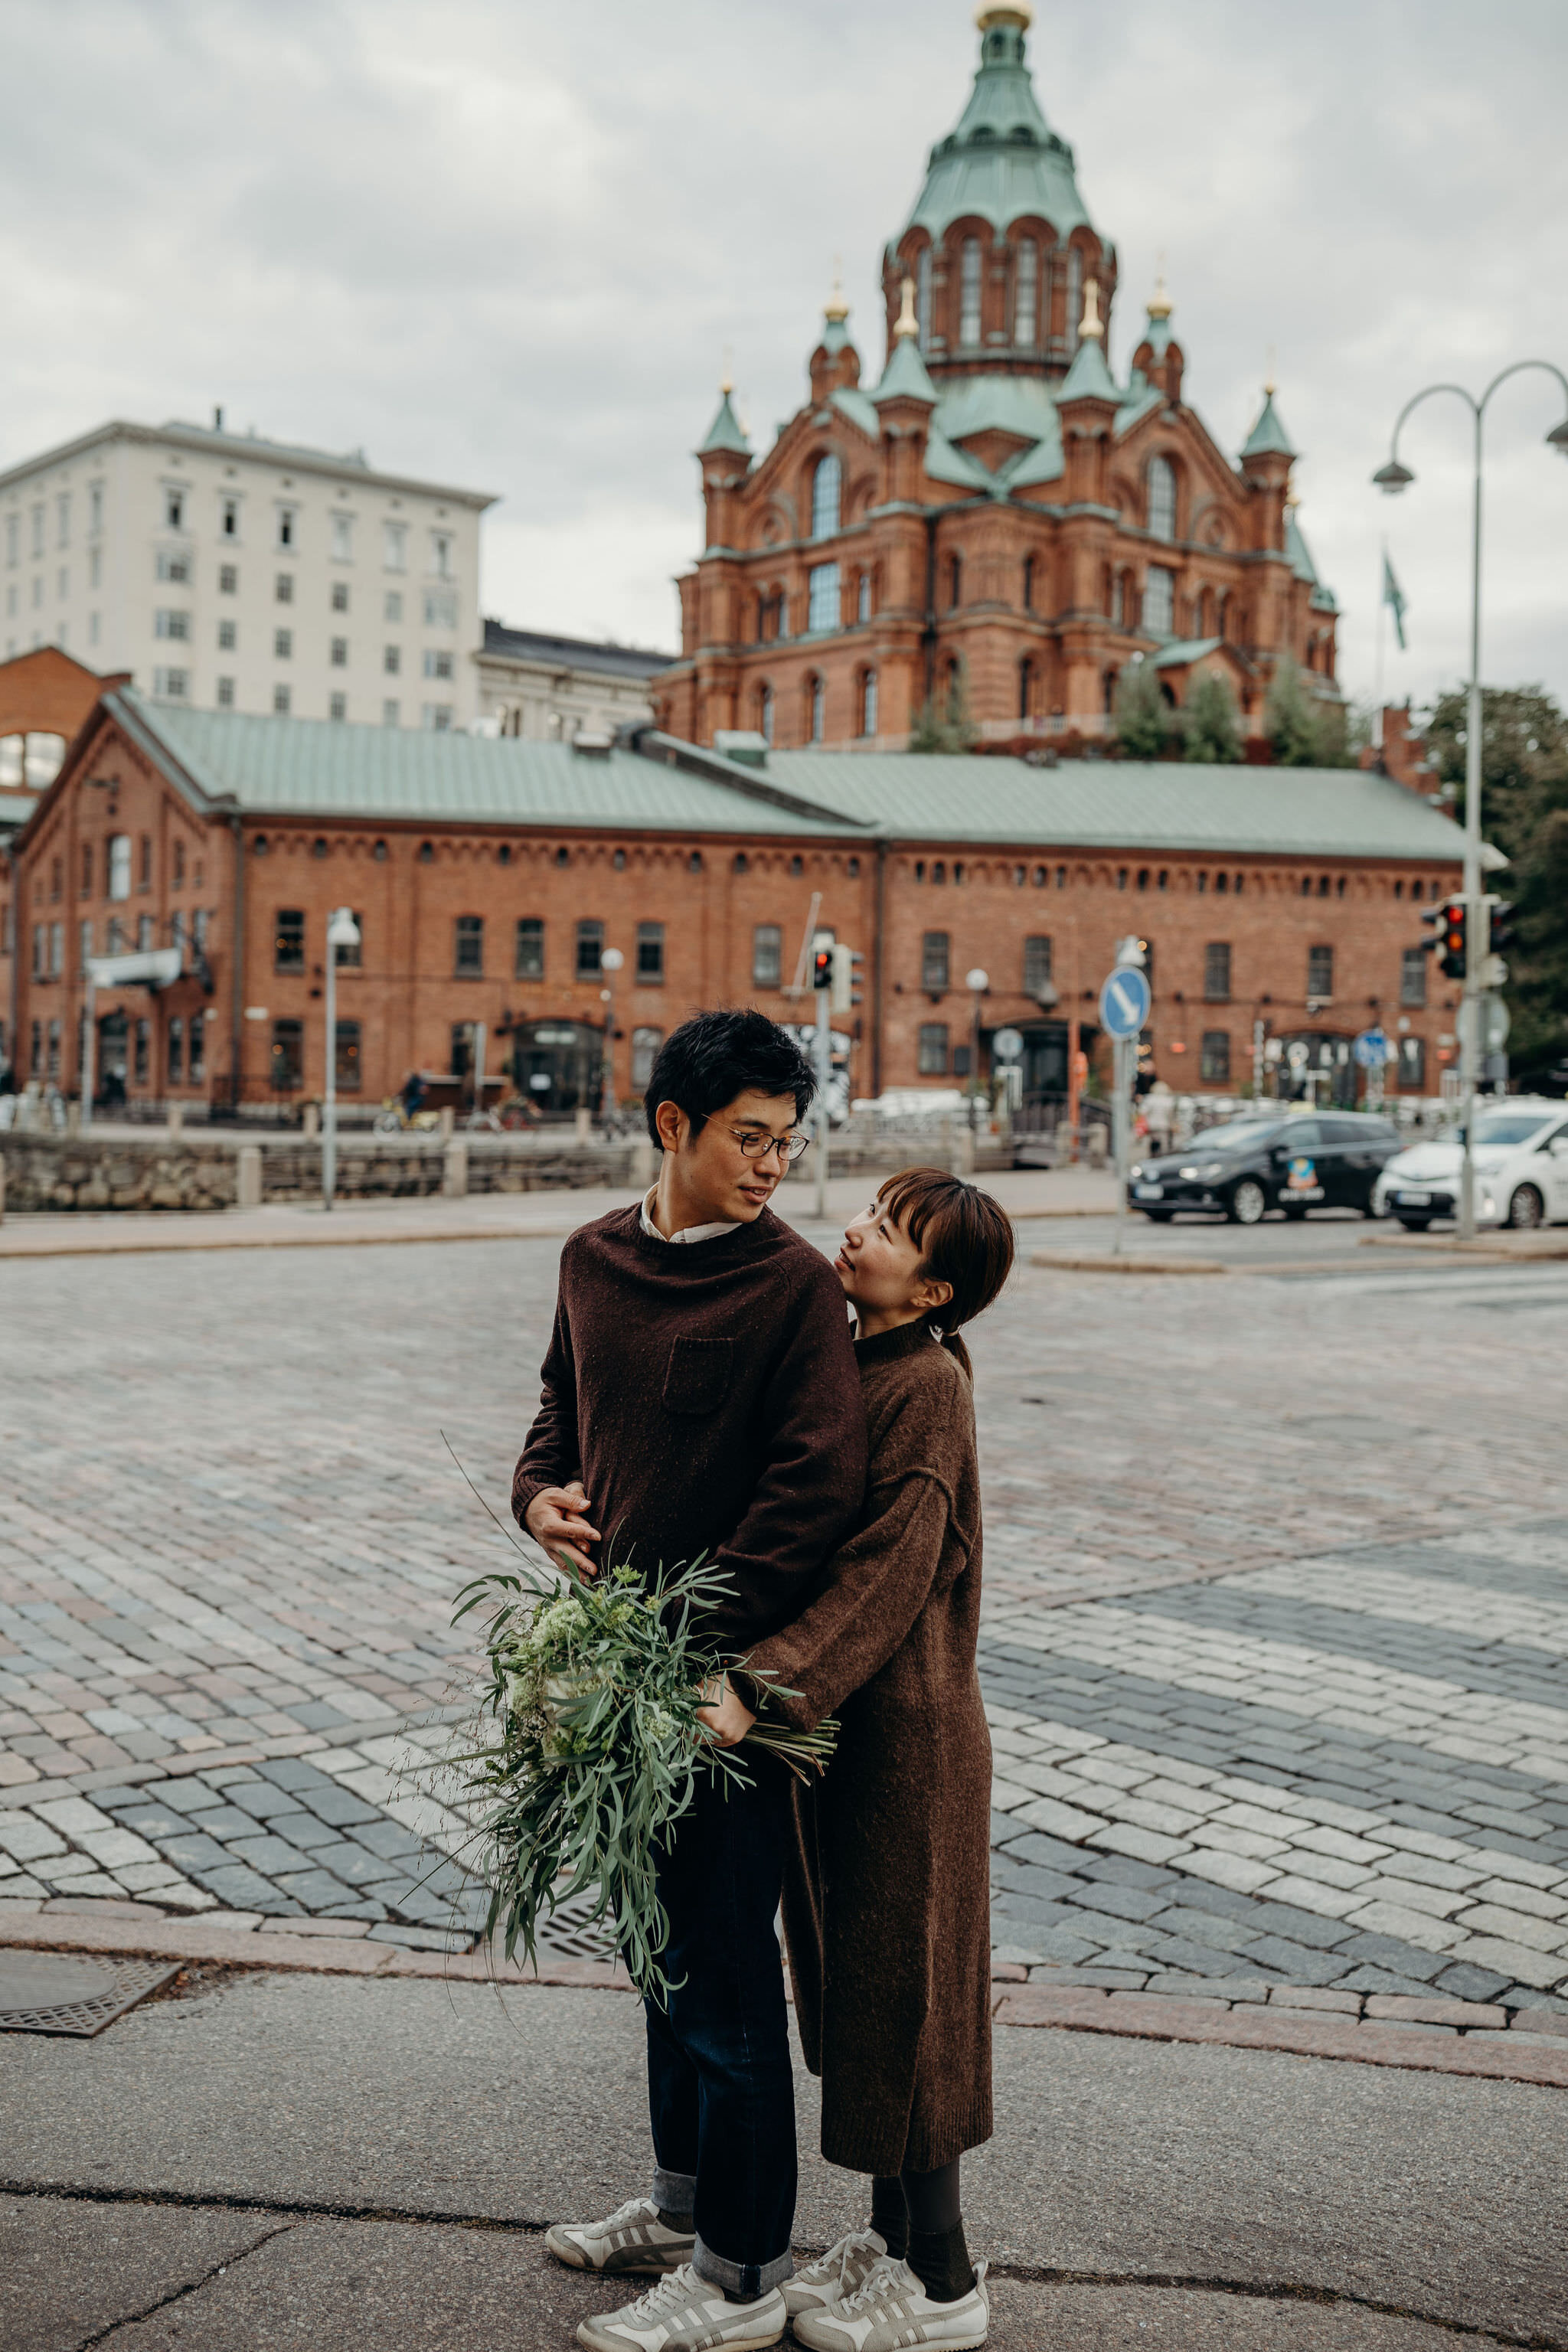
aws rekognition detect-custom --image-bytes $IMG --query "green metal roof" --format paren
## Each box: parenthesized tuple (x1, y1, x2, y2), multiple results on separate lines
(831, 386, 880, 441)
(871, 334, 938, 409)
(1151, 638, 1225, 671)
(1241, 388, 1296, 460)
(113, 694, 846, 837)
(698, 388, 751, 456)
(757, 750, 1465, 861)
(900, 15, 1094, 246)
(1059, 331, 1119, 404)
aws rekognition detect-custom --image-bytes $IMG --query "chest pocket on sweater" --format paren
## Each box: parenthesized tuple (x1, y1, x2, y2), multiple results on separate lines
(662, 1337, 733, 1417)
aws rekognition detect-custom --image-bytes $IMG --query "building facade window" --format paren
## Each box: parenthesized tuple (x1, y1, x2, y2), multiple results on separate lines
(168, 1016, 184, 1085)
(332, 911, 361, 969)
(384, 645, 400, 674)
(107, 835, 131, 901)
(1200, 1030, 1231, 1082)
(331, 637, 348, 666)
(1142, 567, 1175, 637)
(752, 924, 782, 988)
(331, 514, 354, 562)
(922, 929, 951, 991)
(276, 506, 297, 549)
(154, 608, 190, 639)
(423, 648, 454, 680)
(273, 909, 305, 972)
(328, 692, 347, 721)
(273, 684, 292, 714)
(857, 570, 872, 623)
(189, 1010, 206, 1080)
(221, 496, 240, 539)
(274, 627, 292, 658)
(1067, 245, 1083, 341)
(218, 619, 237, 651)
(807, 564, 840, 633)
(635, 920, 665, 982)
(917, 1022, 949, 1076)
(47, 1018, 61, 1080)
(1023, 935, 1053, 997)
(454, 913, 484, 975)
(1013, 237, 1037, 342)
(270, 1018, 303, 1090)
(759, 683, 774, 743)
(217, 677, 236, 707)
(1204, 941, 1232, 1001)
(810, 454, 841, 540)
(631, 1026, 662, 1093)
(576, 919, 604, 978)
(1400, 946, 1428, 1007)
(1398, 1036, 1426, 1090)
(153, 668, 189, 699)
(515, 917, 544, 979)
(859, 669, 877, 737)
(136, 915, 153, 952)
(1308, 944, 1334, 999)
(1147, 455, 1177, 542)
(335, 1020, 361, 1090)
(384, 521, 407, 572)
(220, 564, 238, 594)
(959, 237, 982, 345)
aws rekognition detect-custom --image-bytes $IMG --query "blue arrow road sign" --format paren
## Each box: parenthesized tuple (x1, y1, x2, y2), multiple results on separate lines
(1099, 965, 1151, 1038)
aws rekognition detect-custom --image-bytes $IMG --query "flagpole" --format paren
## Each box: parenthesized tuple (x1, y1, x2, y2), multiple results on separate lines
(1374, 539, 1388, 753)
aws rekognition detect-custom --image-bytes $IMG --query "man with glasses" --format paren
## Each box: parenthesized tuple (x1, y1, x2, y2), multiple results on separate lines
(514, 1008, 866, 2352)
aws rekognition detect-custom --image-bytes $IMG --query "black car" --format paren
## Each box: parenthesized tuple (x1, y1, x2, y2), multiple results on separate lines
(1127, 1112, 1403, 1224)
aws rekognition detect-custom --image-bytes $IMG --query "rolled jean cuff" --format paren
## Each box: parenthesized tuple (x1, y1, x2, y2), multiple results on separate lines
(691, 2229, 794, 2299)
(652, 2166, 697, 2220)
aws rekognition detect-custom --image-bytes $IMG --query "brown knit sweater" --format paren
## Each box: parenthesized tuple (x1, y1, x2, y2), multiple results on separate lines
(745, 1318, 992, 2177)
(511, 1204, 866, 1651)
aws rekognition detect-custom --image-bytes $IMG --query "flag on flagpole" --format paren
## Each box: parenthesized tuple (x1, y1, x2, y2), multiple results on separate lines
(1382, 553, 1408, 651)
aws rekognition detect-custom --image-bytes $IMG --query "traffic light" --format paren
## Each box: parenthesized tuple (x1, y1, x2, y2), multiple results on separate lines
(831, 943, 864, 1013)
(1439, 897, 1468, 980)
(812, 946, 832, 991)
(1486, 899, 1518, 959)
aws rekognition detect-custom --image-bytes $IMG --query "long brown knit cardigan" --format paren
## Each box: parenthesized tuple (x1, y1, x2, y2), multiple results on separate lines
(743, 1316, 991, 2178)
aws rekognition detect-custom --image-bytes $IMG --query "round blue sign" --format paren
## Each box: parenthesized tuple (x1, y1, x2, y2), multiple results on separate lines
(1099, 965, 1151, 1039)
(1354, 1028, 1390, 1070)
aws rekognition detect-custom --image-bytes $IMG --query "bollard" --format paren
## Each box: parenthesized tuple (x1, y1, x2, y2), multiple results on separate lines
(574, 1106, 593, 1144)
(237, 1142, 263, 1209)
(443, 1135, 469, 1198)
(65, 1099, 82, 1136)
(302, 1101, 320, 1140)
(439, 1107, 456, 1140)
(168, 1102, 184, 1139)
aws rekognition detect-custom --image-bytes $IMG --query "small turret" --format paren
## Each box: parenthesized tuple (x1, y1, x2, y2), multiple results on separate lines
(871, 277, 938, 504)
(1057, 279, 1119, 505)
(1132, 273, 1184, 404)
(808, 274, 862, 403)
(697, 378, 752, 551)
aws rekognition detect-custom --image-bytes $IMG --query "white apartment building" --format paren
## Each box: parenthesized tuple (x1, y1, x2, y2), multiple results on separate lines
(0, 411, 495, 732)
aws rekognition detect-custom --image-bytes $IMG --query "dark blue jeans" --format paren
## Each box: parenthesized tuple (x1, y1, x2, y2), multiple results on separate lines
(645, 1758, 797, 2297)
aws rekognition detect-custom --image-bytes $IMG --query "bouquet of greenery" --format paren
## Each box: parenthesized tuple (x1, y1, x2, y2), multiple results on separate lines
(450, 1548, 836, 2001)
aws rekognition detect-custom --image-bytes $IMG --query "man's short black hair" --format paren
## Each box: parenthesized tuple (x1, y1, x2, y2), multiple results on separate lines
(644, 1009, 815, 1145)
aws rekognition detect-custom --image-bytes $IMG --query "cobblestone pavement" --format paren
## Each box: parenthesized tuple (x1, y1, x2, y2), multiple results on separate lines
(3, 1236, 1568, 2005)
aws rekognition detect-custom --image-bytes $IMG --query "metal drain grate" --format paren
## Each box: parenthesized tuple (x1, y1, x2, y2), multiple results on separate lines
(535, 1888, 620, 1962)
(0, 1952, 181, 2037)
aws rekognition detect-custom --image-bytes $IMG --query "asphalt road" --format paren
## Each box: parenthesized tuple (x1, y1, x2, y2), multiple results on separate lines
(3, 1970, 1563, 2350)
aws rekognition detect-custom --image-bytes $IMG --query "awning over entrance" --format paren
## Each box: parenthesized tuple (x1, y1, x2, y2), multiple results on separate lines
(86, 948, 182, 989)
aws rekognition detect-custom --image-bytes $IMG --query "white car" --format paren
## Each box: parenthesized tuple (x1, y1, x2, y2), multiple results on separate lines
(1373, 1098, 1568, 1230)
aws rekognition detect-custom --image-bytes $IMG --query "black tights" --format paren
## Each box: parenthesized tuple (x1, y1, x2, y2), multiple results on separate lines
(869, 2161, 972, 2301)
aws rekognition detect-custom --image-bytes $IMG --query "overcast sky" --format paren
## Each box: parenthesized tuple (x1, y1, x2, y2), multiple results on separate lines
(3, 0, 1565, 713)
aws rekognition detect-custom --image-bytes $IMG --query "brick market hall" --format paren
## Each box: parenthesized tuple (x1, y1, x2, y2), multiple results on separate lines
(1, 9, 1463, 1129)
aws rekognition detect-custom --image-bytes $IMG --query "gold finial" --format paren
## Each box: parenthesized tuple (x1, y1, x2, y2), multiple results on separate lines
(975, 4, 1033, 28)
(1080, 278, 1105, 341)
(894, 275, 919, 341)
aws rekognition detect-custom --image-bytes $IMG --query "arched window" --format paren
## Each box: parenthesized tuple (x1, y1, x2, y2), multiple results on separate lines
(757, 683, 774, 743)
(1022, 554, 1036, 612)
(916, 246, 933, 348)
(858, 570, 871, 623)
(959, 237, 982, 346)
(1066, 246, 1083, 343)
(1143, 566, 1175, 637)
(1147, 455, 1177, 543)
(810, 453, 841, 541)
(808, 674, 825, 743)
(1103, 670, 1118, 714)
(1013, 237, 1037, 344)
(860, 669, 878, 737)
(944, 657, 963, 718)
(1018, 658, 1034, 721)
(949, 551, 962, 609)
(1112, 573, 1125, 628)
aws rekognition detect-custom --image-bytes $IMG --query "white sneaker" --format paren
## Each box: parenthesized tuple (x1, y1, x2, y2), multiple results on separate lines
(575, 2262, 786, 2352)
(791, 2256, 989, 2351)
(782, 2230, 890, 2318)
(546, 2194, 694, 2277)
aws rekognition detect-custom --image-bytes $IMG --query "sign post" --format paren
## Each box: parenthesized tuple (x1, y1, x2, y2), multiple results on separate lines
(1099, 952, 1152, 1258)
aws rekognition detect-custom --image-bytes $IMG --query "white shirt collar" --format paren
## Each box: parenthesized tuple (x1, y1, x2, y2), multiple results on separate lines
(639, 1185, 742, 1247)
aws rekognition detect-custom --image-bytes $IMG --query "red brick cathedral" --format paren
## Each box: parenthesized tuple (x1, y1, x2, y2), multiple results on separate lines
(656, 5, 1341, 756)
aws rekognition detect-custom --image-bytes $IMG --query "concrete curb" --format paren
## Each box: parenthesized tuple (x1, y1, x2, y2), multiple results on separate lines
(1029, 1250, 1229, 1276)
(6, 1911, 1566, 2086)
(1361, 1230, 1568, 1260)
(991, 1983, 1568, 2090)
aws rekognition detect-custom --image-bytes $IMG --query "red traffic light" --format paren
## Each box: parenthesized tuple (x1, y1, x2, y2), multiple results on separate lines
(1439, 899, 1467, 980)
(812, 948, 833, 990)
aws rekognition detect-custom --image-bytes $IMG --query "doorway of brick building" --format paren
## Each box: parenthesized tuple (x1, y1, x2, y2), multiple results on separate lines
(509, 1019, 602, 1117)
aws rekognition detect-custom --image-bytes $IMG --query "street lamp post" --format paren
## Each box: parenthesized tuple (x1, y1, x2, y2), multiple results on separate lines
(322, 906, 361, 1210)
(599, 947, 624, 1125)
(965, 968, 988, 1155)
(1374, 362, 1568, 1240)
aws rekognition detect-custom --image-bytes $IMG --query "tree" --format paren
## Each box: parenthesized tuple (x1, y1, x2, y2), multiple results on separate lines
(908, 664, 976, 754)
(1183, 672, 1242, 764)
(1114, 658, 1168, 759)
(1264, 658, 1321, 766)
(1426, 684, 1568, 1079)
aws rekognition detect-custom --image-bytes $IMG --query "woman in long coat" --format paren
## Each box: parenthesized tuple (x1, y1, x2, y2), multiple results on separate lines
(723, 1167, 1014, 2352)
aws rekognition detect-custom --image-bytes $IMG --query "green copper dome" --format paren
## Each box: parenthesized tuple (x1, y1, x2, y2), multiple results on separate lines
(900, 9, 1096, 245)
